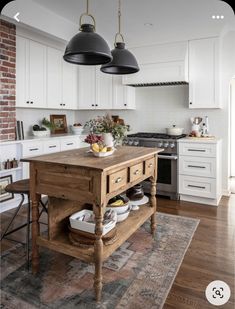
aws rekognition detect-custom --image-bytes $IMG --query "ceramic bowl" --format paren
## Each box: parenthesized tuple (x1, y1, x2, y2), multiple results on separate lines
(116, 207, 131, 222)
(107, 195, 129, 214)
(71, 126, 83, 135)
(32, 130, 50, 137)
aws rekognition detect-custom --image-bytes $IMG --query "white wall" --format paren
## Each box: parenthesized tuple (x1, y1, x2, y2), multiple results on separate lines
(16, 108, 75, 137)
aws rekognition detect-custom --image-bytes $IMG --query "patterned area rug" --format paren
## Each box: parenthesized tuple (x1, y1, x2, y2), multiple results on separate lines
(0, 212, 199, 309)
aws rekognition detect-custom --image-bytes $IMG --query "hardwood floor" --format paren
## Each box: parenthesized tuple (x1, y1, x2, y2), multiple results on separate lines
(0, 195, 234, 308)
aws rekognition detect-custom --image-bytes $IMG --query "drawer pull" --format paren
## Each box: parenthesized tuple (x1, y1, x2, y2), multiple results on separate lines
(115, 177, 122, 183)
(49, 145, 57, 148)
(148, 163, 153, 168)
(188, 184, 206, 189)
(188, 165, 206, 169)
(29, 148, 39, 151)
(188, 149, 206, 152)
(134, 169, 140, 175)
(66, 143, 74, 146)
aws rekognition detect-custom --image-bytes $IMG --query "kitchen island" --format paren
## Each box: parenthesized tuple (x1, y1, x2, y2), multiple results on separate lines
(22, 146, 162, 302)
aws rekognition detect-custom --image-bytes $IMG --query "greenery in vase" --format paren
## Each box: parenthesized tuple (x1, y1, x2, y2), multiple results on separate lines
(84, 114, 129, 144)
(41, 117, 56, 130)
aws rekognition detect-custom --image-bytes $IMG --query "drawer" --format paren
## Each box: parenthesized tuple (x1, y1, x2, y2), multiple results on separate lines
(179, 175, 216, 198)
(129, 162, 144, 182)
(60, 138, 79, 151)
(179, 156, 216, 178)
(145, 157, 155, 176)
(109, 168, 127, 193)
(22, 142, 43, 157)
(43, 140, 60, 154)
(179, 142, 216, 157)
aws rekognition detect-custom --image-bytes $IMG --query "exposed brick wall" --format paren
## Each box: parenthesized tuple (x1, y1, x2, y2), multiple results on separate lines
(0, 19, 16, 141)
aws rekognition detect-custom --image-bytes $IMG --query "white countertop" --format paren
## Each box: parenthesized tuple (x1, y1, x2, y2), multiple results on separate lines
(179, 137, 221, 144)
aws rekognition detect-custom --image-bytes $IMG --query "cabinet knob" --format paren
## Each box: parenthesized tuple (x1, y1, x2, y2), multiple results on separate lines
(60, 103, 63, 106)
(30, 101, 33, 104)
(92, 104, 94, 107)
(95, 104, 98, 107)
(124, 103, 127, 106)
(189, 102, 192, 105)
(26, 101, 29, 104)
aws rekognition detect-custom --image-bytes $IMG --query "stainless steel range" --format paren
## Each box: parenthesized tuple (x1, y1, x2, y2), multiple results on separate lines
(124, 132, 187, 200)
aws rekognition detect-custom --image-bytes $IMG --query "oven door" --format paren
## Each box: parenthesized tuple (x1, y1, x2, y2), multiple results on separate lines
(157, 154, 177, 193)
(142, 153, 178, 198)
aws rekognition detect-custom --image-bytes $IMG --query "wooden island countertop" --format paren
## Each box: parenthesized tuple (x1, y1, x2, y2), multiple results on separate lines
(23, 146, 162, 302)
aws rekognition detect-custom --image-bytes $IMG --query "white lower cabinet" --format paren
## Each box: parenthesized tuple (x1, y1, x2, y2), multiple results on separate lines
(22, 135, 86, 178)
(178, 139, 222, 206)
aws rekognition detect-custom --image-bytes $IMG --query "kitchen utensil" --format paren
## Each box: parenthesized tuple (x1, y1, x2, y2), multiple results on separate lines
(166, 125, 184, 136)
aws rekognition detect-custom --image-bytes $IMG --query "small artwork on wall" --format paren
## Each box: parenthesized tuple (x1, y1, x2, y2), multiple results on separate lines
(0, 175, 14, 203)
(50, 115, 68, 134)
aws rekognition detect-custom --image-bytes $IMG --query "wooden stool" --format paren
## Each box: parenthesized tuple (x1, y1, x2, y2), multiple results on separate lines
(0, 179, 48, 269)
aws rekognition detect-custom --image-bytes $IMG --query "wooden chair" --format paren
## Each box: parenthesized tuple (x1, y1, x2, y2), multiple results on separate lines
(0, 179, 48, 269)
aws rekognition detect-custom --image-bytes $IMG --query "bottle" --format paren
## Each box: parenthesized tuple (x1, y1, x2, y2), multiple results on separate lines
(202, 123, 207, 136)
(205, 116, 209, 134)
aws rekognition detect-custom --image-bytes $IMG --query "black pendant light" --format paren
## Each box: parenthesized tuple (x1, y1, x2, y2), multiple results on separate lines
(63, 0, 112, 65)
(101, 0, 139, 74)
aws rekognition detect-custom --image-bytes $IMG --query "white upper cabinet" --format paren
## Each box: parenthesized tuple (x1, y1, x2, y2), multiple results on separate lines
(28, 40, 47, 108)
(47, 47, 62, 109)
(62, 61, 78, 110)
(16, 36, 46, 108)
(112, 76, 136, 109)
(16, 35, 78, 110)
(78, 66, 96, 109)
(188, 37, 220, 109)
(95, 68, 113, 110)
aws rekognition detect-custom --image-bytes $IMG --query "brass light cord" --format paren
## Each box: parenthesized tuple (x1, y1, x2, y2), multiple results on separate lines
(115, 0, 125, 45)
(79, 0, 96, 30)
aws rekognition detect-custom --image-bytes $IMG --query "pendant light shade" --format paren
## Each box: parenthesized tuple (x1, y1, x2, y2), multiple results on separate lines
(101, 0, 139, 74)
(63, 1, 112, 65)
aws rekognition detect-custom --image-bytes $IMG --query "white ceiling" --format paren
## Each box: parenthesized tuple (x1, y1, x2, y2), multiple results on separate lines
(3, 0, 234, 46)
(30, 0, 234, 46)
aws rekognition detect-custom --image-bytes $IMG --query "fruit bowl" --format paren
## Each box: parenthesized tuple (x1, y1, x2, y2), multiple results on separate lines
(106, 195, 129, 214)
(92, 149, 115, 157)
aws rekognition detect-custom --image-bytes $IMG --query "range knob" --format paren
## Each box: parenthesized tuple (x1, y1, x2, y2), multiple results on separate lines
(158, 142, 163, 147)
(163, 142, 169, 148)
(170, 142, 175, 149)
(134, 140, 139, 146)
(128, 140, 133, 146)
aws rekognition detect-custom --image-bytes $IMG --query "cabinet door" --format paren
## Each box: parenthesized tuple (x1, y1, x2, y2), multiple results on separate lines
(112, 76, 136, 109)
(16, 36, 29, 107)
(78, 66, 96, 109)
(96, 68, 113, 110)
(29, 40, 47, 108)
(47, 47, 62, 109)
(62, 61, 78, 110)
(189, 38, 219, 108)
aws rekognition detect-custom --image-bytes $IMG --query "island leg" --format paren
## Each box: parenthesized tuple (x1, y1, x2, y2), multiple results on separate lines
(93, 204, 104, 302)
(150, 176, 157, 235)
(30, 164, 40, 274)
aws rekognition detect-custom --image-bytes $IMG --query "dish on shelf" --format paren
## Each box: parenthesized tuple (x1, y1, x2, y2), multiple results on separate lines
(129, 195, 149, 206)
(71, 125, 84, 135)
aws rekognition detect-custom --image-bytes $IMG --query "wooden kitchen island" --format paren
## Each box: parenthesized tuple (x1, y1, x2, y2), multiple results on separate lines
(22, 146, 162, 302)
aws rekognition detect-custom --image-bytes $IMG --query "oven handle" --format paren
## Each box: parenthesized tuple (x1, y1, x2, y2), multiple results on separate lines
(158, 155, 178, 160)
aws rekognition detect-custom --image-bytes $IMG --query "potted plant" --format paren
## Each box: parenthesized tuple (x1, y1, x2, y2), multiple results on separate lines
(84, 114, 129, 147)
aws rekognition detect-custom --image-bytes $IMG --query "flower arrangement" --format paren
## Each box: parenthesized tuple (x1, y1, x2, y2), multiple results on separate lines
(84, 114, 129, 145)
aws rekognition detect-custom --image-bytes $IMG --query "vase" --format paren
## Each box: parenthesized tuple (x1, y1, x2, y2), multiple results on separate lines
(102, 133, 114, 147)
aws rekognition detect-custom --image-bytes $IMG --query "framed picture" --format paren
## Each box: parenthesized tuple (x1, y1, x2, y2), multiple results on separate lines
(0, 175, 14, 203)
(50, 114, 68, 134)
